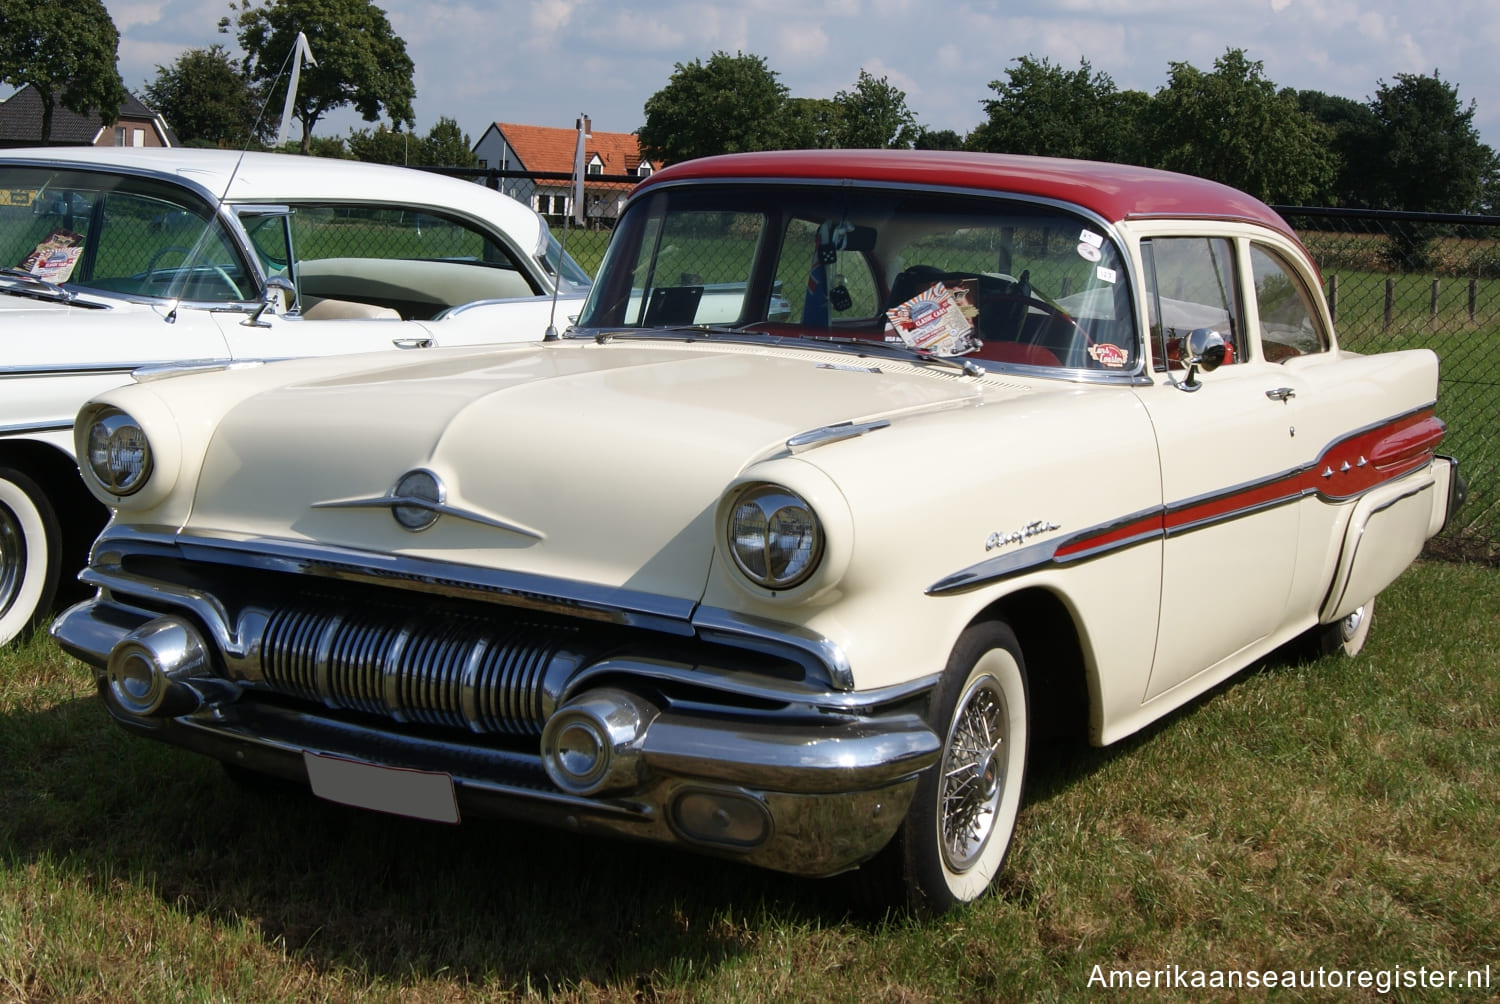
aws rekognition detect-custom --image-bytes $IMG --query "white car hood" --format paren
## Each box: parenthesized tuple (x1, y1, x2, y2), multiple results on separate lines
(185, 340, 1002, 600)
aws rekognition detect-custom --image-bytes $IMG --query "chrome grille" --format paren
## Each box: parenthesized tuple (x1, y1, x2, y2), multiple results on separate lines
(255, 604, 585, 736)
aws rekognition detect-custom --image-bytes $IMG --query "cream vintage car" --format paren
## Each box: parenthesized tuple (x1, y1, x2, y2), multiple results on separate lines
(0, 146, 590, 645)
(52, 150, 1464, 913)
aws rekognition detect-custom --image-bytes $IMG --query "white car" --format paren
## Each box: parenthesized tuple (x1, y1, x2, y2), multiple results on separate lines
(0, 147, 591, 644)
(53, 150, 1464, 913)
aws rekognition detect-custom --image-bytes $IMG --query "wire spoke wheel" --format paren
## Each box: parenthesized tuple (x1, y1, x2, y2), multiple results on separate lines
(939, 675, 1009, 872)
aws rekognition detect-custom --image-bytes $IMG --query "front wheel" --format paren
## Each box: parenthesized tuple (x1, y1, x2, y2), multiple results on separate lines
(865, 621, 1030, 914)
(0, 467, 62, 646)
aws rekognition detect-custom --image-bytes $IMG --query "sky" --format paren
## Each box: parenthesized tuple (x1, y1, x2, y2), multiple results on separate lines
(68, 0, 1500, 153)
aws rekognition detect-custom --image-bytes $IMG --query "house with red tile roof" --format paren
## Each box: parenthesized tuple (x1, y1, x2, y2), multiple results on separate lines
(472, 118, 657, 224)
(0, 85, 173, 148)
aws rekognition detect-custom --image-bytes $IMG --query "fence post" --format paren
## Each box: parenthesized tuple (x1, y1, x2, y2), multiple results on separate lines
(1327, 274, 1338, 324)
(1470, 278, 1478, 323)
(1430, 279, 1440, 328)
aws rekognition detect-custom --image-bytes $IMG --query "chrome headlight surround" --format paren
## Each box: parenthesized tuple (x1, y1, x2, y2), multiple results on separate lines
(725, 483, 825, 591)
(83, 406, 153, 496)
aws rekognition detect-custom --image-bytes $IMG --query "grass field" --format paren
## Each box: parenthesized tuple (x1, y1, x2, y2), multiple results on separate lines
(2, 559, 1495, 1002)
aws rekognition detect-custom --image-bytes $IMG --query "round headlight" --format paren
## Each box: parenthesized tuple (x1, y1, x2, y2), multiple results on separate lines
(85, 407, 153, 496)
(726, 484, 824, 590)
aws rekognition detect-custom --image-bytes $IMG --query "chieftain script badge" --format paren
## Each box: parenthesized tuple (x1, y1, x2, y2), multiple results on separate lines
(985, 520, 1061, 552)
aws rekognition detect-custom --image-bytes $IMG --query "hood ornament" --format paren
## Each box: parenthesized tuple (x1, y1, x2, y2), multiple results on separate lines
(313, 468, 545, 539)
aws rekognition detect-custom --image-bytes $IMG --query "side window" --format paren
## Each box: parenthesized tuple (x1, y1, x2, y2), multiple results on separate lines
(1250, 243, 1328, 360)
(1142, 237, 1244, 370)
(774, 218, 878, 326)
(287, 205, 541, 318)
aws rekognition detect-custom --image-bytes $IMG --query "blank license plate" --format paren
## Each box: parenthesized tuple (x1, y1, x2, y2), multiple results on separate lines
(303, 751, 460, 824)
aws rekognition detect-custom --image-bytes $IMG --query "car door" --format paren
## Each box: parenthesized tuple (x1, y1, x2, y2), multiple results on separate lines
(1132, 231, 1314, 699)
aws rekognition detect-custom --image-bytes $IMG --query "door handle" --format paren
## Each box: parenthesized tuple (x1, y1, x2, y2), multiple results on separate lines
(1265, 387, 1295, 403)
(392, 337, 434, 350)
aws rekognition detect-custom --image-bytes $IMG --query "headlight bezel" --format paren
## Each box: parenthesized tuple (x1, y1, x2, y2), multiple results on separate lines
(83, 406, 154, 497)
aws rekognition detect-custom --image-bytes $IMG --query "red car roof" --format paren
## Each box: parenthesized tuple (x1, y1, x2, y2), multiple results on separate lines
(636, 149, 1298, 240)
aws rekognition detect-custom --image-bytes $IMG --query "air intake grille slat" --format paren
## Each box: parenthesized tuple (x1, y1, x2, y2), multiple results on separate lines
(255, 604, 582, 736)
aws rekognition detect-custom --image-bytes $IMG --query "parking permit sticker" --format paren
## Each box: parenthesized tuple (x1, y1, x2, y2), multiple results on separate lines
(1076, 243, 1102, 263)
(1079, 229, 1104, 249)
(1096, 266, 1117, 284)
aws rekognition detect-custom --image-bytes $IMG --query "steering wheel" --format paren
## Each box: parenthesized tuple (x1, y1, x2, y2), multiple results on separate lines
(143, 246, 240, 299)
(974, 291, 1094, 367)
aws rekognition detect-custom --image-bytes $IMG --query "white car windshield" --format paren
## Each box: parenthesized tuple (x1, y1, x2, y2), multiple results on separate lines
(1, 165, 254, 302)
(576, 183, 1138, 373)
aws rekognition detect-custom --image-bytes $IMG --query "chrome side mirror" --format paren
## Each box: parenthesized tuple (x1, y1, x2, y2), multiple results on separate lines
(1180, 327, 1227, 390)
(245, 275, 296, 327)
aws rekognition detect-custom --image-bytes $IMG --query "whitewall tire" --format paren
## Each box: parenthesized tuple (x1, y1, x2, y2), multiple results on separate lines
(0, 467, 61, 646)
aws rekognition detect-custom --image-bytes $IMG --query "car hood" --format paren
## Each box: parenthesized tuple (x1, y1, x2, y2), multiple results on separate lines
(184, 339, 1005, 601)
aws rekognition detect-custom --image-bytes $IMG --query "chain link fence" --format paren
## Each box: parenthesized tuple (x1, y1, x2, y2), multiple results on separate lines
(1276, 207, 1499, 563)
(427, 170, 1496, 562)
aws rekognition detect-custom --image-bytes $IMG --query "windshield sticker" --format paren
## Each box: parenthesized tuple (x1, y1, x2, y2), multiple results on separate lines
(1088, 343, 1128, 368)
(884, 281, 980, 357)
(18, 229, 83, 283)
(1096, 266, 1118, 284)
(1076, 242, 1102, 263)
(1079, 229, 1104, 249)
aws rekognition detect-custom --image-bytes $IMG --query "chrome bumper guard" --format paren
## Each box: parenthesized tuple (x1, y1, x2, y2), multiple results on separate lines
(54, 594, 940, 877)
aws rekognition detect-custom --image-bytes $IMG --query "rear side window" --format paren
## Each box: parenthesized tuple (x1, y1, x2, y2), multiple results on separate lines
(1250, 243, 1328, 360)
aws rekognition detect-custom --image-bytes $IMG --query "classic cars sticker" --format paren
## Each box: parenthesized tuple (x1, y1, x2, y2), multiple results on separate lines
(1088, 343, 1128, 368)
(884, 281, 980, 357)
(985, 519, 1061, 551)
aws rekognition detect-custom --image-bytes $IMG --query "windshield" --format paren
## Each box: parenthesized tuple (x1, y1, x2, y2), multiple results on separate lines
(541, 232, 595, 295)
(577, 183, 1138, 373)
(1, 165, 255, 302)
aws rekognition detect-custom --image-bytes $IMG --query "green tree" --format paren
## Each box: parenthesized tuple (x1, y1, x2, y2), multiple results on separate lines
(638, 51, 788, 163)
(0, 0, 127, 142)
(144, 45, 262, 148)
(421, 116, 477, 167)
(833, 70, 917, 149)
(1146, 48, 1334, 204)
(780, 97, 840, 150)
(222, 0, 416, 155)
(969, 56, 1140, 163)
(1363, 71, 1492, 213)
(913, 127, 965, 151)
(347, 116, 477, 166)
(1293, 88, 1379, 206)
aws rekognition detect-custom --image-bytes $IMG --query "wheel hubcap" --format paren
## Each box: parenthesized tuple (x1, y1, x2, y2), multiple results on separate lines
(1341, 604, 1366, 642)
(0, 501, 24, 619)
(939, 674, 1008, 872)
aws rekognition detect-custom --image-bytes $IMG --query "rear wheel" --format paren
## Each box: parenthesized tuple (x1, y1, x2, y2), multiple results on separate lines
(860, 621, 1030, 914)
(0, 467, 61, 646)
(1314, 596, 1376, 658)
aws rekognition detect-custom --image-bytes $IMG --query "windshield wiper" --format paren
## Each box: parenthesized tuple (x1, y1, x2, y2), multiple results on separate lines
(0, 268, 105, 308)
(807, 335, 985, 377)
(591, 323, 748, 344)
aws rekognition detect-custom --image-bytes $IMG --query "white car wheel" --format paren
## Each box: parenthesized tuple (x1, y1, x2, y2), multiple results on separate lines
(898, 621, 1030, 913)
(0, 468, 61, 646)
(1319, 596, 1375, 658)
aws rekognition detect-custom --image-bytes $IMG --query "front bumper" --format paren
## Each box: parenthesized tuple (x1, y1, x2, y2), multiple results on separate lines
(52, 535, 942, 877)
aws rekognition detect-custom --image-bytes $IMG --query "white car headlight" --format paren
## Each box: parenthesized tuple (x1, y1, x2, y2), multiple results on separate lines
(726, 484, 824, 589)
(84, 407, 153, 496)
